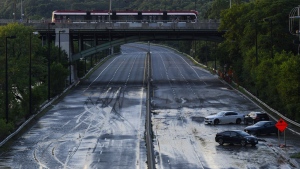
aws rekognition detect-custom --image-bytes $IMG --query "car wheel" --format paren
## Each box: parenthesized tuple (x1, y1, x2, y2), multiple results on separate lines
(218, 138, 224, 145)
(251, 143, 257, 146)
(214, 119, 220, 125)
(241, 140, 246, 146)
(236, 118, 242, 124)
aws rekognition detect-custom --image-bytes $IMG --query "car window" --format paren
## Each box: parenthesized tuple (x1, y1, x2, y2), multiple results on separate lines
(223, 131, 231, 136)
(225, 112, 236, 116)
(254, 121, 265, 126)
(225, 112, 230, 116)
(258, 114, 268, 118)
(231, 132, 238, 137)
(235, 130, 249, 136)
(217, 112, 225, 116)
(265, 122, 275, 127)
(264, 122, 270, 127)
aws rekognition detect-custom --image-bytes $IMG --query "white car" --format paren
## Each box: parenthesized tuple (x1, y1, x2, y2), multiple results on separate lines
(205, 111, 244, 125)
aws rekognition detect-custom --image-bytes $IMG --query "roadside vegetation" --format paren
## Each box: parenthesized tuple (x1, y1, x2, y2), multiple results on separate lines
(213, 0, 300, 123)
(164, 0, 300, 123)
(291, 152, 300, 159)
(0, 23, 70, 140)
(0, 22, 115, 141)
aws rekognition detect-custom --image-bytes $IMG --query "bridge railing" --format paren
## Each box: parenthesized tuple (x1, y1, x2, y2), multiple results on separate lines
(0, 19, 49, 23)
(0, 19, 221, 30)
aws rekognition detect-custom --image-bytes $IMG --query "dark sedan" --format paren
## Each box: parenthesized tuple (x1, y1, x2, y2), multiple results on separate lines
(215, 130, 258, 146)
(244, 121, 278, 136)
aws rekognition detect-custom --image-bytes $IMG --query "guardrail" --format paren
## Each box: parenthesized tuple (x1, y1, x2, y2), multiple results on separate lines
(241, 86, 300, 128)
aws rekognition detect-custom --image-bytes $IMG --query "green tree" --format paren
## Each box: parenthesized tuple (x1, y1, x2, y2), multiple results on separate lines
(218, 0, 300, 122)
(0, 23, 69, 139)
(50, 62, 69, 96)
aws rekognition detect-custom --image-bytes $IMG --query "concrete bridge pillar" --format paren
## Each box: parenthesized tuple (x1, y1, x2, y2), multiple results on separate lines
(55, 28, 76, 85)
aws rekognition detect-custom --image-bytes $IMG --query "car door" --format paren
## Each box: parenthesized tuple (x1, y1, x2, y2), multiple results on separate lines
(268, 122, 278, 134)
(263, 122, 275, 134)
(221, 131, 231, 143)
(230, 131, 241, 144)
(223, 112, 233, 123)
(230, 112, 239, 123)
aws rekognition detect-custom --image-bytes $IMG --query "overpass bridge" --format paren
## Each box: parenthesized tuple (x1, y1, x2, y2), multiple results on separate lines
(0, 20, 225, 61)
(1, 20, 225, 82)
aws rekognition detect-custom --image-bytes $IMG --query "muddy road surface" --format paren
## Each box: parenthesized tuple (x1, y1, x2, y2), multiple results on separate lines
(0, 43, 299, 169)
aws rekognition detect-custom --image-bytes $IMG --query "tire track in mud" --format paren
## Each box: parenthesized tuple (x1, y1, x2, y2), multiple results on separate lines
(157, 53, 178, 101)
(58, 53, 145, 168)
(153, 51, 206, 168)
(32, 53, 146, 168)
(168, 53, 201, 103)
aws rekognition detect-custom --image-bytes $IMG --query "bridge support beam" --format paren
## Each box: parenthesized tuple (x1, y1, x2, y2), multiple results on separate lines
(55, 28, 76, 85)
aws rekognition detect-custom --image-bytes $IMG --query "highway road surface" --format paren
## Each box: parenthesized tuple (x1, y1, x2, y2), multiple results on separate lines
(0, 43, 299, 169)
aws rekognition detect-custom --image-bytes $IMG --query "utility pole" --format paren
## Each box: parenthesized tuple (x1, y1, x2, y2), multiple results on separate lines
(21, 0, 23, 21)
(13, 0, 16, 22)
(109, 0, 112, 23)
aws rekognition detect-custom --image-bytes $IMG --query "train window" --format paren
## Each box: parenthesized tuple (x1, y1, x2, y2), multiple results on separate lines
(96, 16, 102, 22)
(187, 16, 191, 22)
(153, 16, 157, 22)
(157, 16, 163, 21)
(117, 15, 136, 22)
(142, 16, 148, 22)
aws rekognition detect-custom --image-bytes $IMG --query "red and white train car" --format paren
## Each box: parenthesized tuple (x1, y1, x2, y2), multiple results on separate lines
(51, 10, 198, 23)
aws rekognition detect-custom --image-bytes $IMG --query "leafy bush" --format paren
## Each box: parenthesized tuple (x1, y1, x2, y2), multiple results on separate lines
(0, 119, 14, 140)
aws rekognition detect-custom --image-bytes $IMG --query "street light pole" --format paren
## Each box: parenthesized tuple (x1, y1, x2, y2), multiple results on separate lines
(248, 19, 259, 64)
(29, 33, 32, 115)
(47, 23, 55, 100)
(21, 0, 23, 21)
(252, 20, 258, 65)
(264, 18, 273, 58)
(270, 19, 273, 58)
(5, 35, 16, 123)
(29, 32, 38, 115)
(109, 0, 112, 23)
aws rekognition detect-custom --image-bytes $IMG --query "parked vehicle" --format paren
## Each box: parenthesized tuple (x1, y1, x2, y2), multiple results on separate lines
(215, 130, 258, 146)
(244, 112, 269, 125)
(204, 111, 244, 125)
(244, 121, 278, 136)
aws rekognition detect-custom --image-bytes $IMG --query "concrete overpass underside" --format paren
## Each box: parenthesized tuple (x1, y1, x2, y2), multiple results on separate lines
(71, 29, 225, 61)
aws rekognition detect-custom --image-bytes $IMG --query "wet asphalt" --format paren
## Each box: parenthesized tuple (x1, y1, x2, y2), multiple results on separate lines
(0, 43, 299, 169)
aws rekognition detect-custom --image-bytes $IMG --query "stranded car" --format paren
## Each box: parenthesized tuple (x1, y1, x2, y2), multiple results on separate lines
(215, 130, 258, 146)
(244, 121, 278, 136)
(244, 112, 269, 125)
(204, 111, 244, 125)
